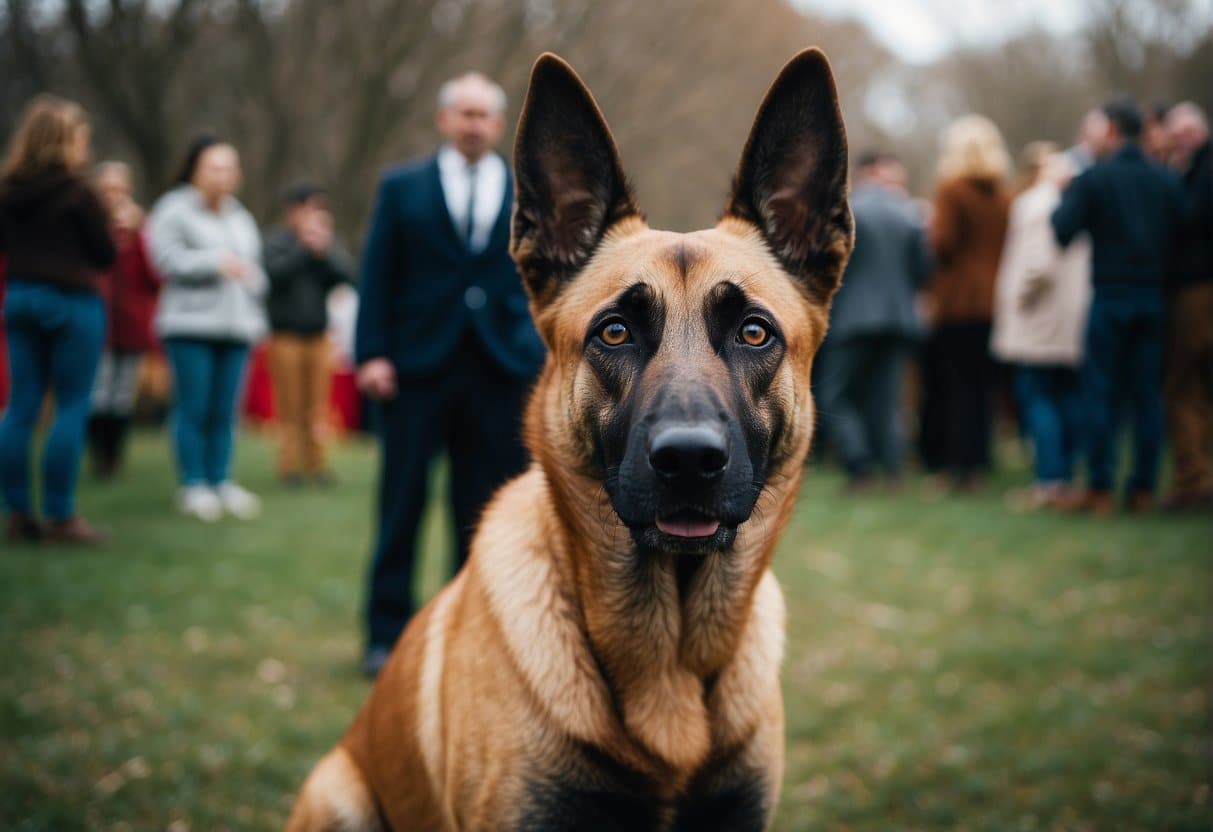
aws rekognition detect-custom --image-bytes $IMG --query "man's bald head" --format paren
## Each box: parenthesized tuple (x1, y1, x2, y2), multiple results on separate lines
(436, 72, 508, 163)
(1078, 108, 1109, 151)
(1166, 102, 1209, 161)
(437, 72, 507, 116)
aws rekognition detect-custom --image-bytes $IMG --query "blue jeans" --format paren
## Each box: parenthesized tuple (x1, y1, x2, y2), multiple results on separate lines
(0, 281, 105, 519)
(1015, 365, 1082, 485)
(1082, 290, 1165, 494)
(164, 338, 250, 486)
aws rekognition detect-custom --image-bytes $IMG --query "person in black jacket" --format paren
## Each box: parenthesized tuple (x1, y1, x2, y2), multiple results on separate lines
(0, 95, 117, 544)
(1161, 103, 1213, 511)
(354, 72, 544, 676)
(1052, 97, 1184, 515)
(264, 184, 354, 487)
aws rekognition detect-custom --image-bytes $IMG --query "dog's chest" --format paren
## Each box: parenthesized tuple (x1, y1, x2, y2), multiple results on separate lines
(512, 747, 772, 832)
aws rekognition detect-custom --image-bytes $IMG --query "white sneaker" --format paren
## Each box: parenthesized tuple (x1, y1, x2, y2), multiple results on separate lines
(177, 485, 223, 523)
(216, 481, 261, 520)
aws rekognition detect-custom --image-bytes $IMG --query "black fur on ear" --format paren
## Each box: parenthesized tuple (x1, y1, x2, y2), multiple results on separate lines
(724, 48, 854, 303)
(511, 53, 642, 308)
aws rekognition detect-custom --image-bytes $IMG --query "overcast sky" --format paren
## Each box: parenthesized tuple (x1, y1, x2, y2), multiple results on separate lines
(793, 0, 1092, 64)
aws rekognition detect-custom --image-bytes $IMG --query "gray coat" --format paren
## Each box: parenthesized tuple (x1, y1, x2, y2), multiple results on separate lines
(148, 185, 268, 343)
(829, 183, 929, 341)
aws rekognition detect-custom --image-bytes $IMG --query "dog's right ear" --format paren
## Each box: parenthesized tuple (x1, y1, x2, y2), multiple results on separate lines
(511, 53, 642, 308)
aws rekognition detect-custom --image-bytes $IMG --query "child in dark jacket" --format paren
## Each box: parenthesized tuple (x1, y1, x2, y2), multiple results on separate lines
(263, 184, 354, 486)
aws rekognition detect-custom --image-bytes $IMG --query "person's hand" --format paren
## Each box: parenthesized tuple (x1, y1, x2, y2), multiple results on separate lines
(357, 358, 397, 401)
(1041, 153, 1075, 190)
(220, 253, 252, 282)
(112, 198, 143, 232)
(1019, 273, 1053, 311)
(299, 210, 334, 255)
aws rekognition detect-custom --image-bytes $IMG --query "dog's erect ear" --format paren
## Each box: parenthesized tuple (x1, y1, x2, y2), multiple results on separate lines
(511, 53, 641, 307)
(723, 48, 853, 303)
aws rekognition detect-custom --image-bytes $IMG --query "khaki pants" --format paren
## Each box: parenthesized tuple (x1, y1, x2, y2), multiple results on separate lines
(267, 333, 333, 476)
(1164, 282, 1213, 497)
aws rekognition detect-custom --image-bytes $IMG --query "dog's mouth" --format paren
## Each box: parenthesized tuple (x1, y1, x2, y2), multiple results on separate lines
(655, 510, 721, 539)
(629, 509, 737, 555)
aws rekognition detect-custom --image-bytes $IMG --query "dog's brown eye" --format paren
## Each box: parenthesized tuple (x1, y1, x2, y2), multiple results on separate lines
(599, 320, 631, 347)
(738, 319, 770, 347)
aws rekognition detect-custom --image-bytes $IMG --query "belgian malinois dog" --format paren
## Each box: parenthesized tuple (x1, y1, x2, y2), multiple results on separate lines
(288, 47, 853, 831)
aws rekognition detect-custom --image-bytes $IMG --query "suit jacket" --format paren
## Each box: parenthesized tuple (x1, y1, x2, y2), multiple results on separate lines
(829, 183, 929, 341)
(354, 153, 544, 380)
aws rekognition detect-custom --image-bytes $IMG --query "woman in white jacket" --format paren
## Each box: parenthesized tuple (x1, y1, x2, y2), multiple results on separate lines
(991, 146, 1091, 508)
(147, 136, 267, 522)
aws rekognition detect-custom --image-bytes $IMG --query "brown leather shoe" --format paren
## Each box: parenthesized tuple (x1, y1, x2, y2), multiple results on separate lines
(44, 515, 109, 546)
(1160, 491, 1213, 513)
(1055, 489, 1116, 516)
(1126, 491, 1155, 516)
(6, 513, 44, 544)
(1087, 490, 1117, 517)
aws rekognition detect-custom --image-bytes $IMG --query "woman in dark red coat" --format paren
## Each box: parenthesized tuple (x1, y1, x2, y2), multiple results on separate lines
(88, 162, 161, 478)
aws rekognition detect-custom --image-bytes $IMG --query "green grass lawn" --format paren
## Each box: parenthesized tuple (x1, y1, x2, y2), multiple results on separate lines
(1, 431, 1208, 830)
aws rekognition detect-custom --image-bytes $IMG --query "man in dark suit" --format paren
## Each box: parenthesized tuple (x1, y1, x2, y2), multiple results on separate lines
(1052, 97, 1183, 516)
(355, 72, 544, 676)
(816, 152, 929, 491)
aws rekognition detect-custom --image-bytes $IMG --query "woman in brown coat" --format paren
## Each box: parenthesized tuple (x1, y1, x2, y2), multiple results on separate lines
(926, 115, 1012, 490)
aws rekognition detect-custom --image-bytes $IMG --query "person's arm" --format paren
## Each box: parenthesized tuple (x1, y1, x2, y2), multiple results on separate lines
(74, 184, 118, 270)
(1050, 171, 1092, 248)
(133, 228, 162, 293)
(238, 212, 269, 299)
(928, 182, 961, 268)
(1018, 193, 1066, 309)
(354, 175, 400, 366)
(147, 198, 226, 285)
(320, 241, 356, 290)
(907, 218, 932, 289)
(263, 227, 312, 289)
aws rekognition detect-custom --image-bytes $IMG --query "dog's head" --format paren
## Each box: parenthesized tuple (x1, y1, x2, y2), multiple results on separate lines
(512, 50, 852, 556)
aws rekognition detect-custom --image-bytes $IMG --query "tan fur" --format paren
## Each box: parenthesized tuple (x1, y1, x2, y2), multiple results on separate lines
(289, 49, 850, 831)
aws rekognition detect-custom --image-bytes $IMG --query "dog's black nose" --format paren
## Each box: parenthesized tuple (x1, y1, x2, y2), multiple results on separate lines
(649, 425, 729, 483)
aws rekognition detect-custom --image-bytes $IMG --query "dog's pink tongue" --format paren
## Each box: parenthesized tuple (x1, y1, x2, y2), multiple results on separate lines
(656, 517, 721, 538)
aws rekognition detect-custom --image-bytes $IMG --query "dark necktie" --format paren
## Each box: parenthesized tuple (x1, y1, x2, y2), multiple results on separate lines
(463, 162, 478, 249)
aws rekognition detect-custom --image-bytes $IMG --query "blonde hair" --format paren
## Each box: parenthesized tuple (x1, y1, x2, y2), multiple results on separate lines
(1017, 141, 1058, 192)
(2, 94, 90, 180)
(937, 115, 1012, 183)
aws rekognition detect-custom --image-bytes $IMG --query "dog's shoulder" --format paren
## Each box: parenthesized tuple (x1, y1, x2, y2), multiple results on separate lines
(471, 469, 618, 747)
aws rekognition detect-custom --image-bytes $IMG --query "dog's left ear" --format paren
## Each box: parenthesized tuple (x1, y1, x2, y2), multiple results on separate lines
(511, 53, 642, 308)
(723, 48, 854, 303)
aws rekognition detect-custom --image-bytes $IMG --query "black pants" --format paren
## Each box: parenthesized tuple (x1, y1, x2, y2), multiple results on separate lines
(816, 334, 910, 478)
(934, 322, 994, 477)
(364, 338, 532, 649)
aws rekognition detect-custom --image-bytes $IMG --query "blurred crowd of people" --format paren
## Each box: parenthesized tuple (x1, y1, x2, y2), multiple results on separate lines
(0, 96, 356, 543)
(0, 79, 1208, 674)
(0, 90, 1208, 557)
(0, 77, 542, 679)
(815, 96, 1212, 517)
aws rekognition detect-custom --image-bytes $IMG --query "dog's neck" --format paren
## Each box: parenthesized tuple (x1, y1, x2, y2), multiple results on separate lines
(535, 453, 801, 777)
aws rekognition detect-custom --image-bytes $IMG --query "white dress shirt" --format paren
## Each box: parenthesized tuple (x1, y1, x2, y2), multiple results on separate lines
(437, 144, 507, 253)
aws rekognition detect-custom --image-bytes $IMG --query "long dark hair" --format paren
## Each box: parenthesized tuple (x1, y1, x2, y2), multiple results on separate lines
(174, 133, 223, 185)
